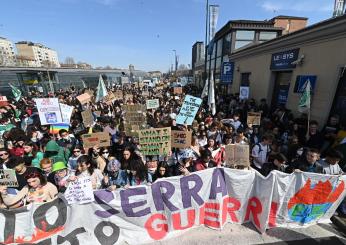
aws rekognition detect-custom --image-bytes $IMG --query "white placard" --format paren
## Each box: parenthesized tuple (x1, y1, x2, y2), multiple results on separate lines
(59, 103, 74, 124)
(64, 177, 95, 204)
(239, 86, 249, 100)
(34, 98, 63, 125)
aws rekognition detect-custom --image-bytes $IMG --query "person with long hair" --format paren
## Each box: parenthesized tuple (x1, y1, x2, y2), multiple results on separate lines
(23, 141, 44, 168)
(120, 147, 139, 170)
(0, 171, 58, 208)
(127, 159, 152, 186)
(152, 161, 171, 182)
(74, 155, 103, 190)
(88, 145, 107, 174)
(67, 145, 83, 172)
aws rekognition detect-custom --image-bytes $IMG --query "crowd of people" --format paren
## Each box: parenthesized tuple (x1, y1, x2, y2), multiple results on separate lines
(0, 81, 345, 218)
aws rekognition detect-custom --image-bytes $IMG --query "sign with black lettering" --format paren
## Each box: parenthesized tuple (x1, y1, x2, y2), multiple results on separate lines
(139, 127, 171, 155)
(171, 130, 192, 148)
(0, 169, 18, 187)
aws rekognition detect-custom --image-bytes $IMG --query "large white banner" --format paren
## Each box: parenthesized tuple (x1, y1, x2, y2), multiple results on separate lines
(34, 98, 63, 125)
(0, 169, 345, 244)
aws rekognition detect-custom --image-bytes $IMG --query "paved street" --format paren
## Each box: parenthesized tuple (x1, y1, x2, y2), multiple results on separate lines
(154, 222, 346, 245)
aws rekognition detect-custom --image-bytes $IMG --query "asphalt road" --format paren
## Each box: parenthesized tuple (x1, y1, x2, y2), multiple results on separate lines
(152, 222, 346, 245)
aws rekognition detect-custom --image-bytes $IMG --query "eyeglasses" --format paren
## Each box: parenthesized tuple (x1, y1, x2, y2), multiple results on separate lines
(0, 153, 9, 157)
(102, 151, 109, 154)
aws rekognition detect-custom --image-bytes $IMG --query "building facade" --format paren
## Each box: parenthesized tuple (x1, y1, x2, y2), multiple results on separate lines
(192, 41, 205, 88)
(198, 16, 307, 93)
(0, 37, 16, 66)
(229, 15, 346, 125)
(15, 41, 60, 68)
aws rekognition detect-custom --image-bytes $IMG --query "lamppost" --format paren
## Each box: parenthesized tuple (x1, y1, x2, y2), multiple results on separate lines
(172, 49, 177, 72)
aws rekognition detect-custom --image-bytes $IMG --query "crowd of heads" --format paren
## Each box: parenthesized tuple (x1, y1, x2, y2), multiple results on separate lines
(0, 81, 345, 209)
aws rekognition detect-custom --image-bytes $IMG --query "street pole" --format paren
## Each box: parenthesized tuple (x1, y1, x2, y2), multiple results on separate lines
(173, 49, 177, 72)
(47, 68, 54, 94)
(204, 0, 209, 90)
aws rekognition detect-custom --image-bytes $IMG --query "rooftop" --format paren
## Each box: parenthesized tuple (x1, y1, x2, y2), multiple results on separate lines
(270, 15, 309, 21)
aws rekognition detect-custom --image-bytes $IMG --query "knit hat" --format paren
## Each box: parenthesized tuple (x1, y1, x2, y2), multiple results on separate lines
(52, 161, 67, 172)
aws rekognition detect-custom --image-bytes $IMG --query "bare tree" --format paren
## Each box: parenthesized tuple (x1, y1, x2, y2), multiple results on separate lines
(64, 57, 75, 65)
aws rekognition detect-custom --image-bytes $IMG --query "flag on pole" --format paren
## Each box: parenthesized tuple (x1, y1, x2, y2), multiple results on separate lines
(208, 72, 216, 115)
(95, 75, 108, 103)
(81, 79, 87, 88)
(201, 78, 209, 98)
(8, 83, 22, 101)
(298, 79, 311, 113)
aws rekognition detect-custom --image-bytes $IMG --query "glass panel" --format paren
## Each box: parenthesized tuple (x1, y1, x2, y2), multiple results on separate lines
(236, 30, 254, 40)
(223, 55, 229, 62)
(211, 43, 216, 59)
(235, 41, 253, 50)
(259, 31, 277, 40)
(222, 33, 232, 55)
(217, 39, 223, 57)
(216, 57, 222, 69)
(211, 59, 215, 69)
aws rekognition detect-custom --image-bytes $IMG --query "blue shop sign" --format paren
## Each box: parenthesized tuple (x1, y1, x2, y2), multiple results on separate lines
(270, 48, 300, 70)
(294, 75, 317, 94)
(220, 62, 234, 84)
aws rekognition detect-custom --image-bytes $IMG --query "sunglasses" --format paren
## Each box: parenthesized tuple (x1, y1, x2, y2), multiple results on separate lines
(102, 151, 109, 154)
(0, 153, 9, 156)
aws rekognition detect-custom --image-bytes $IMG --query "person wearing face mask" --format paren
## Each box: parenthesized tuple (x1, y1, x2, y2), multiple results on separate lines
(9, 137, 26, 157)
(100, 147, 111, 174)
(57, 129, 77, 155)
(67, 146, 83, 172)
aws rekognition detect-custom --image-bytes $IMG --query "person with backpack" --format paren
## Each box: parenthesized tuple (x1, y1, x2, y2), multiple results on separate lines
(251, 134, 273, 171)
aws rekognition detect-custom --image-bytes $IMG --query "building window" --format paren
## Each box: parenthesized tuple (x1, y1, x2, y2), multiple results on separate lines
(216, 39, 223, 58)
(235, 30, 255, 50)
(259, 31, 277, 41)
(222, 33, 232, 56)
(240, 72, 251, 86)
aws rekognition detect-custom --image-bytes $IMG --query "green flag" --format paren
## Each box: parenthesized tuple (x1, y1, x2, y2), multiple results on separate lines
(298, 80, 311, 113)
(95, 75, 108, 102)
(9, 83, 22, 102)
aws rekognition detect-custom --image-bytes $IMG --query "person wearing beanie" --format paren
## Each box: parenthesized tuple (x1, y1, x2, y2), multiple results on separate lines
(52, 161, 70, 193)
(7, 156, 42, 190)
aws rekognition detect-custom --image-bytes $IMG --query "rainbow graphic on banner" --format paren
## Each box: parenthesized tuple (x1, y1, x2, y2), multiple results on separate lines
(50, 124, 70, 135)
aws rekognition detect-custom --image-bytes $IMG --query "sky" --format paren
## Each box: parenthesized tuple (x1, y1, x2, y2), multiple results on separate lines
(0, 0, 335, 72)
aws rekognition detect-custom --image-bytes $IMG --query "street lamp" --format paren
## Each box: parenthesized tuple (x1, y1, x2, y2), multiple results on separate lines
(172, 49, 177, 72)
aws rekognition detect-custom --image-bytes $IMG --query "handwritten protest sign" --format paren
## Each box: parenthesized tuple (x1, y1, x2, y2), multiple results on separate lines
(114, 90, 123, 100)
(77, 93, 91, 104)
(139, 127, 171, 155)
(146, 99, 160, 110)
(225, 144, 250, 167)
(103, 92, 116, 105)
(81, 109, 94, 127)
(124, 94, 133, 102)
(34, 98, 63, 125)
(0, 169, 18, 187)
(174, 87, 183, 94)
(59, 103, 74, 124)
(247, 112, 261, 126)
(176, 95, 202, 125)
(81, 132, 110, 149)
(64, 177, 94, 204)
(171, 130, 192, 148)
(0, 96, 9, 107)
(122, 104, 146, 127)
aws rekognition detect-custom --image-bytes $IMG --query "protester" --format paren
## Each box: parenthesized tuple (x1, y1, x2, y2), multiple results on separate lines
(289, 148, 323, 173)
(251, 134, 273, 171)
(23, 141, 44, 168)
(102, 159, 128, 190)
(75, 155, 104, 190)
(0, 148, 10, 169)
(319, 149, 344, 175)
(261, 153, 288, 177)
(127, 159, 152, 186)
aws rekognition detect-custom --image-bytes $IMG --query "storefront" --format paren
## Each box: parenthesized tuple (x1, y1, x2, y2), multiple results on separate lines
(229, 15, 346, 125)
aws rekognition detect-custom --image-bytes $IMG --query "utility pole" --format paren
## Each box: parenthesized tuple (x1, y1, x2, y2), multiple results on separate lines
(204, 0, 209, 90)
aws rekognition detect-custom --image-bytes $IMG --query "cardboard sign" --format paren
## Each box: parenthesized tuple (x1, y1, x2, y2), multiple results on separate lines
(225, 144, 250, 167)
(124, 94, 133, 102)
(85, 89, 94, 97)
(176, 95, 202, 125)
(64, 177, 95, 204)
(114, 90, 123, 100)
(122, 104, 147, 136)
(81, 109, 94, 127)
(0, 96, 9, 107)
(174, 87, 183, 94)
(77, 93, 91, 104)
(81, 132, 110, 149)
(34, 98, 63, 125)
(103, 92, 116, 105)
(247, 112, 261, 126)
(171, 130, 192, 148)
(59, 103, 74, 124)
(146, 99, 159, 110)
(142, 91, 150, 97)
(0, 169, 18, 187)
(139, 127, 171, 155)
